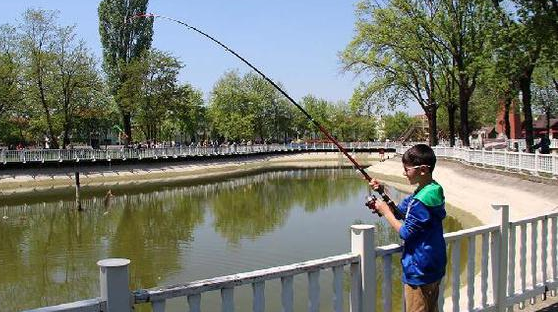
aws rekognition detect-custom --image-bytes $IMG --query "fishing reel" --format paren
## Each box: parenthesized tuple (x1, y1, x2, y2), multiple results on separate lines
(365, 194, 382, 216)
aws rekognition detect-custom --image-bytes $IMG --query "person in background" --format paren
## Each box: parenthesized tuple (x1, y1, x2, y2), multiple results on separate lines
(533, 134, 551, 154)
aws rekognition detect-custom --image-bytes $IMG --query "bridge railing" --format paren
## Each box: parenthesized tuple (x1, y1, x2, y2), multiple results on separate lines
(24, 205, 558, 312)
(396, 146, 558, 178)
(0, 142, 397, 165)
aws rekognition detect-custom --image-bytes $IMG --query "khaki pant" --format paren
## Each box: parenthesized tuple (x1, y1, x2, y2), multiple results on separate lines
(404, 281, 441, 312)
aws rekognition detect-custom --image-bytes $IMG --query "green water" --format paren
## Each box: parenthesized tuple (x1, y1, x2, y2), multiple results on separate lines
(0, 169, 463, 311)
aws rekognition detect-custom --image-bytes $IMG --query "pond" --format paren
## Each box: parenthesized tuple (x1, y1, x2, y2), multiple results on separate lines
(0, 168, 464, 311)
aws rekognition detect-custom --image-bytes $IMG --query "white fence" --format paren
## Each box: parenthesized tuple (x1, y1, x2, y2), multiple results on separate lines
(507, 139, 558, 151)
(396, 146, 558, 178)
(25, 205, 558, 312)
(0, 142, 394, 165)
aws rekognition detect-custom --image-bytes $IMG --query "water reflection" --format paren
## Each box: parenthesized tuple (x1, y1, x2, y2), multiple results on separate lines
(0, 169, 463, 311)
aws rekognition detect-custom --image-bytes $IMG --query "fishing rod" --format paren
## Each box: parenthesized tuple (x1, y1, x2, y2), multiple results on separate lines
(130, 13, 404, 219)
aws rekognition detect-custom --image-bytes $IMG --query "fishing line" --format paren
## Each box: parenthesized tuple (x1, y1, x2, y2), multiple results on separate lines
(130, 13, 403, 219)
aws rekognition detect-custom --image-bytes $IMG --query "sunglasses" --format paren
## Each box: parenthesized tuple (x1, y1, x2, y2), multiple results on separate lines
(404, 165, 430, 172)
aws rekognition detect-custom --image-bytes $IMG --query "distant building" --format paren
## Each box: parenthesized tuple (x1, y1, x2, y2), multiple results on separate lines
(495, 99, 521, 139)
(529, 115, 558, 139)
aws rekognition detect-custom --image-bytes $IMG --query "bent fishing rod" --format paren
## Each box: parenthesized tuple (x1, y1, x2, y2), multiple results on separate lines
(131, 13, 404, 219)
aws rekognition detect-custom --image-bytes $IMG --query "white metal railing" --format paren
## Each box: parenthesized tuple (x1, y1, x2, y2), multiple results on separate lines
(0, 142, 396, 165)
(23, 205, 558, 312)
(507, 139, 558, 151)
(396, 146, 558, 178)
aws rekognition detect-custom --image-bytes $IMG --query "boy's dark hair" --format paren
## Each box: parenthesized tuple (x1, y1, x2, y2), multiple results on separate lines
(402, 144, 436, 172)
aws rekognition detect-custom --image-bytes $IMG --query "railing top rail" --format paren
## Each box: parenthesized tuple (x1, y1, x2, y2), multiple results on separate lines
(134, 252, 359, 303)
(24, 298, 104, 312)
(511, 213, 555, 226)
(376, 243, 403, 256)
(443, 224, 499, 241)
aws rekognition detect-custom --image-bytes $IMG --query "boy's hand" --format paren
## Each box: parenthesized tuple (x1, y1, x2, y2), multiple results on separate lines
(371, 199, 391, 216)
(365, 195, 391, 217)
(369, 178, 385, 192)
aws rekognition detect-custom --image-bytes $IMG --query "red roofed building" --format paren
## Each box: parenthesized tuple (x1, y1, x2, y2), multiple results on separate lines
(495, 99, 521, 139)
(528, 115, 558, 139)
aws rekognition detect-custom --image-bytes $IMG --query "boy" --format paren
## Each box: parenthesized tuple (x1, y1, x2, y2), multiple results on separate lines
(368, 144, 446, 312)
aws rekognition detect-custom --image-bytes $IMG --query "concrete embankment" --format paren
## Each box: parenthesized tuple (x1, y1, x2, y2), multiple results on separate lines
(0, 152, 384, 196)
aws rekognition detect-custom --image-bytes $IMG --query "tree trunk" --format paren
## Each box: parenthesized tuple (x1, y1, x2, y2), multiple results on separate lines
(519, 69, 535, 153)
(37, 76, 59, 149)
(546, 111, 551, 136)
(123, 112, 132, 146)
(63, 127, 70, 149)
(447, 104, 457, 147)
(459, 86, 472, 146)
(503, 91, 512, 139)
(427, 105, 438, 146)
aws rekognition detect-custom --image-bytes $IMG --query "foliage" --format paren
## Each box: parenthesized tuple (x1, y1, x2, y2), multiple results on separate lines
(98, 0, 153, 143)
(208, 71, 294, 142)
(383, 112, 418, 141)
(0, 24, 21, 119)
(532, 65, 558, 130)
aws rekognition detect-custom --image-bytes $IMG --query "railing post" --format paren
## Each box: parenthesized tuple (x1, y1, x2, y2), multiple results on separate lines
(98, 258, 132, 312)
(534, 152, 540, 176)
(504, 150, 508, 171)
(492, 205, 509, 312)
(553, 153, 558, 179)
(351, 224, 376, 312)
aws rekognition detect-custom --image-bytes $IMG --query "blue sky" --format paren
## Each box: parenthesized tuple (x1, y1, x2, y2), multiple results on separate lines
(1, 0, 369, 105)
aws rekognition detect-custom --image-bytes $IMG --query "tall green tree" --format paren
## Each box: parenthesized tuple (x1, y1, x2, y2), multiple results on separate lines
(490, 0, 553, 152)
(98, 0, 153, 145)
(19, 9, 61, 148)
(341, 0, 443, 146)
(435, 0, 494, 146)
(54, 26, 102, 148)
(0, 24, 21, 120)
(135, 50, 182, 142)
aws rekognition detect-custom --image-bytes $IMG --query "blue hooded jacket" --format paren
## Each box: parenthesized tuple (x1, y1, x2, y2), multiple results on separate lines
(397, 181, 447, 285)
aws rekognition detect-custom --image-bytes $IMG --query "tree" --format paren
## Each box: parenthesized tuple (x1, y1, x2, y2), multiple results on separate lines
(98, 0, 153, 145)
(490, 0, 554, 152)
(134, 50, 182, 142)
(435, 0, 494, 146)
(0, 24, 21, 120)
(169, 84, 206, 143)
(533, 66, 558, 134)
(53, 25, 102, 148)
(18, 9, 104, 149)
(383, 112, 418, 141)
(208, 71, 293, 142)
(341, 0, 442, 146)
(299, 95, 334, 140)
(19, 9, 61, 148)
(208, 71, 255, 141)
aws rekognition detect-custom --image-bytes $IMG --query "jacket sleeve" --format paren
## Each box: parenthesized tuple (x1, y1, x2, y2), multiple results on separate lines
(398, 199, 431, 241)
(396, 196, 411, 220)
